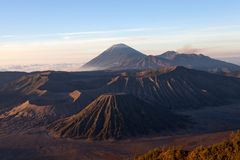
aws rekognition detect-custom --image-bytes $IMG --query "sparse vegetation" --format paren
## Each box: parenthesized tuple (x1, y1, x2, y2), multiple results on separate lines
(135, 131, 240, 160)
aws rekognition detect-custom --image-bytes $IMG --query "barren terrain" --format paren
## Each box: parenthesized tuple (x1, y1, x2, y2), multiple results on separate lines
(1, 102, 240, 160)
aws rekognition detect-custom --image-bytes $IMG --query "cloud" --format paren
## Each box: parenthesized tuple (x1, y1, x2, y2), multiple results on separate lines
(58, 28, 150, 36)
(0, 63, 85, 72)
(0, 27, 179, 41)
(0, 28, 152, 41)
(1, 25, 240, 67)
(0, 35, 16, 39)
(177, 45, 205, 53)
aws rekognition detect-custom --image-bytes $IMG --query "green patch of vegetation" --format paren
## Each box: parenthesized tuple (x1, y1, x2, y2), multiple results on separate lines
(135, 131, 240, 160)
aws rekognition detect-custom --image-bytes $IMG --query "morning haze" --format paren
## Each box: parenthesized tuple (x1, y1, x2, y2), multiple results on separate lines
(0, 1, 240, 69)
(1, 1, 240, 160)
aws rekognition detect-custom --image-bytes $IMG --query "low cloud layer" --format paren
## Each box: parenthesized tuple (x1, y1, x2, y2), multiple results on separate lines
(0, 63, 85, 72)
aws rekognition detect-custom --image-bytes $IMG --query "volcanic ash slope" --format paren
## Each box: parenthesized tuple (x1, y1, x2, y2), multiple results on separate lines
(48, 93, 189, 140)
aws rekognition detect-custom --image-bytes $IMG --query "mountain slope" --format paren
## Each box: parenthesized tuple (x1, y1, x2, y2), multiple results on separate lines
(0, 72, 27, 87)
(82, 44, 240, 72)
(0, 94, 82, 133)
(2, 66, 240, 113)
(48, 93, 188, 140)
(158, 51, 178, 60)
(104, 67, 240, 110)
(0, 70, 118, 110)
(0, 101, 53, 119)
(158, 52, 240, 72)
(110, 55, 170, 70)
(81, 43, 146, 70)
(0, 101, 55, 133)
(0, 71, 50, 95)
(0, 70, 121, 95)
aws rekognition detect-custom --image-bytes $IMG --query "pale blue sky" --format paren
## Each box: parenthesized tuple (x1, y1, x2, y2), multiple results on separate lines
(0, 0, 240, 66)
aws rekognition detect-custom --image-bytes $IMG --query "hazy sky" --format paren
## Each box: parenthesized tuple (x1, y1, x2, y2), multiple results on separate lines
(0, 0, 240, 66)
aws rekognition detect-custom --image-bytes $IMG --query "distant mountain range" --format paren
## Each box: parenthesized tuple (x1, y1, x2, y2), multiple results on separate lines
(103, 66, 240, 110)
(2, 67, 240, 113)
(1, 44, 240, 140)
(82, 43, 240, 72)
(1, 44, 239, 73)
(1, 66, 240, 138)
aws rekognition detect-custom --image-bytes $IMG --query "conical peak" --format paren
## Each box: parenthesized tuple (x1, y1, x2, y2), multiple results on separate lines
(110, 43, 129, 48)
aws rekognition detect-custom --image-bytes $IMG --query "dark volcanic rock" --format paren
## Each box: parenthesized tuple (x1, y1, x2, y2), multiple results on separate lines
(104, 67, 240, 110)
(48, 93, 188, 140)
(0, 72, 27, 87)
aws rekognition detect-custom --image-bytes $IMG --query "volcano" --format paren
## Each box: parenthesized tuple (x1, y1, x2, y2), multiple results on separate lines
(81, 43, 145, 70)
(48, 93, 188, 140)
